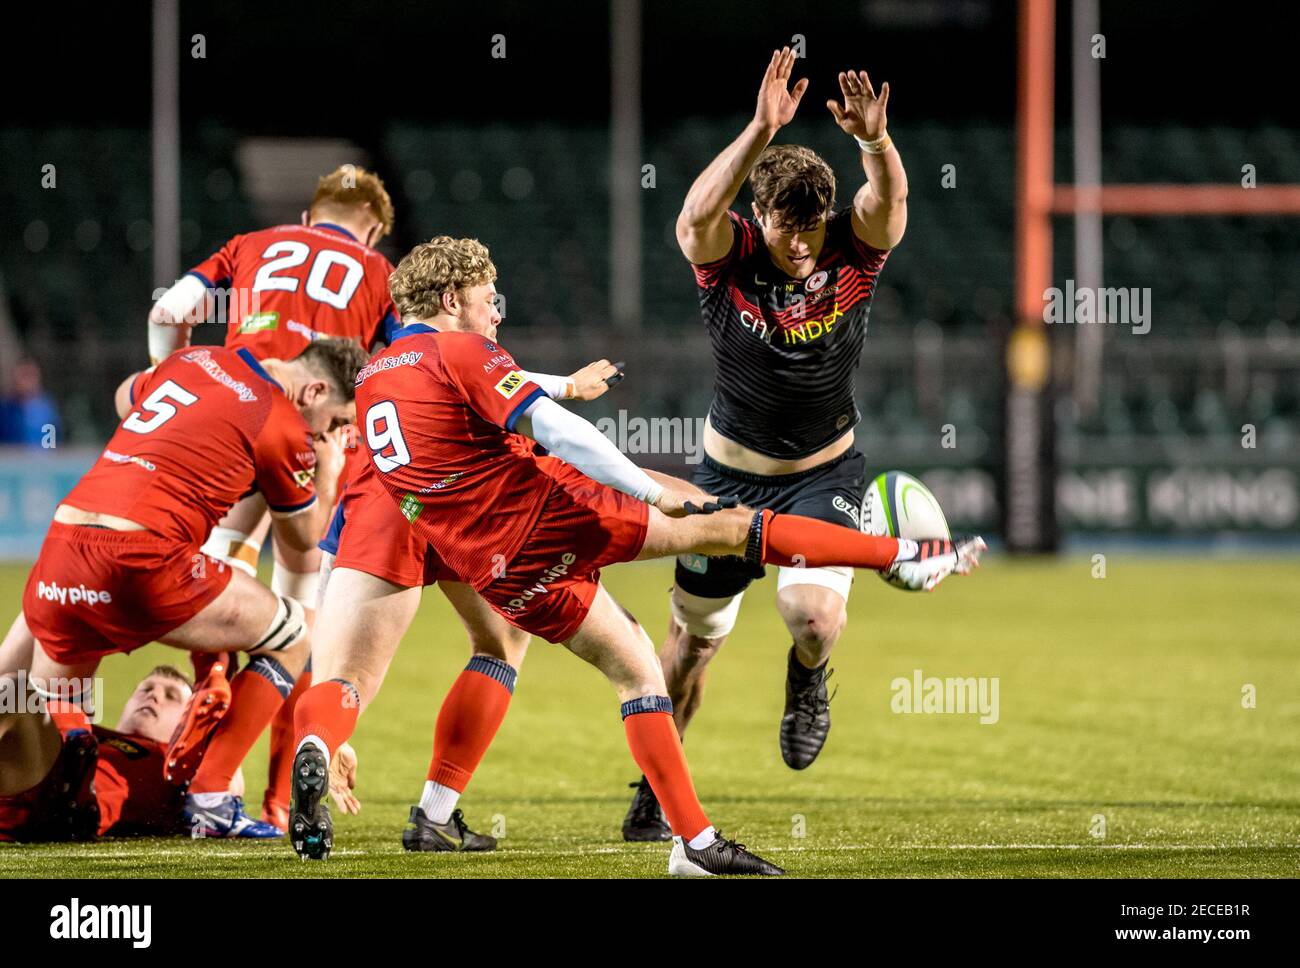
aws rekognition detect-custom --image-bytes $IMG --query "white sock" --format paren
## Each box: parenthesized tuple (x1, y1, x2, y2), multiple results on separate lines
(687, 826, 717, 850)
(419, 780, 461, 824)
(190, 792, 231, 808)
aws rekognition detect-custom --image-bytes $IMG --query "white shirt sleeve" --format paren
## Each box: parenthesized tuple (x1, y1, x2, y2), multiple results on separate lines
(148, 274, 208, 362)
(515, 396, 663, 505)
(518, 371, 574, 400)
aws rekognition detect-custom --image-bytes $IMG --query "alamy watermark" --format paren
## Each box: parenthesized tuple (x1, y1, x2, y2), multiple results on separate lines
(1043, 280, 1151, 335)
(595, 410, 706, 464)
(890, 668, 999, 725)
(0, 671, 105, 723)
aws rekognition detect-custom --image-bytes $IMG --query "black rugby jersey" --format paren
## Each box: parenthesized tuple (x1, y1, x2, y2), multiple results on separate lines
(691, 208, 889, 460)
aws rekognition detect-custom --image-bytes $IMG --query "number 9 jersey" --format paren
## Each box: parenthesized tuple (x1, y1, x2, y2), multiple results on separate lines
(188, 222, 401, 360)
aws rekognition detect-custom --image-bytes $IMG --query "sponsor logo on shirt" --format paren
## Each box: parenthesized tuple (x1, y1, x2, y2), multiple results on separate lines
(499, 553, 577, 613)
(180, 349, 259, 402)
(355, 351, 424, 386)
(495, 371, 526, 399)
(781, 302, 845, 345)
(101, 735, 151, 760)
(418, 472, 463, 494)
(239, 311, 279, 333)
(292, 468, 315, 489)
(286, 319, 327, 341)
(806, 269, 830, 292)
(103, 449, 157, 472)
(399, 492, 423, 522)
(36, 580, 113, 607)
(481, 353, 512, 373)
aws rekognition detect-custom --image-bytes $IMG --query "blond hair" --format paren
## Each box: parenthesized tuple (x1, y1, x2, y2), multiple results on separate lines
(389, 236, 497, 320)
(309, 165, 395, 240)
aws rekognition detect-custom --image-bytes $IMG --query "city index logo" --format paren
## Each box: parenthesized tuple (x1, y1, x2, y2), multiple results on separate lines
(782, 302, 845, 345)
(37, 581, 113, 607)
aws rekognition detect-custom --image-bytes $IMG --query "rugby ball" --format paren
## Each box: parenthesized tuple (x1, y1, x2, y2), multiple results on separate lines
(861, 471, 951, 591)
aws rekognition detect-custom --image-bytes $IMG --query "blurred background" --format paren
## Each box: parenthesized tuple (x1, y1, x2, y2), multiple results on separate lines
(1, 0, 1298, 558)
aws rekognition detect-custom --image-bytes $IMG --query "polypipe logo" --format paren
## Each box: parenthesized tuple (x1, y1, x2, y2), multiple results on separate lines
(35, 580, 113, 606)
(501, 553, 577, 613)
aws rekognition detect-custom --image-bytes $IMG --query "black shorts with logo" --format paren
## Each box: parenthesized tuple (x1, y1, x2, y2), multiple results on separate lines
(674, 449, 869, 599)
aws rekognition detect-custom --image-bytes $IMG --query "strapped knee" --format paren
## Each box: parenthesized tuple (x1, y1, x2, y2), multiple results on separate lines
(272, 562, 320, 611)
(669, 587, 744, 639)
(251, 596, 307, 654)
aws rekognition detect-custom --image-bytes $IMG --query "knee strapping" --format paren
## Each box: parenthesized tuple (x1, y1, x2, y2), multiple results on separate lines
(272, 563, 320, 609)
(669, 587, 744, 639)
(251, 596, 307, 654)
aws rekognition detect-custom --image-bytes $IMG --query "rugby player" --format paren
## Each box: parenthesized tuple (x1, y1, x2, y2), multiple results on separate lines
(148, 165, 398, 826)
(290, 236, 982, 875)
(0, 661, 358, 841)
(301, 332, 623, 854)
(12, 337, 366, 837)
(624, 49, 916, 838)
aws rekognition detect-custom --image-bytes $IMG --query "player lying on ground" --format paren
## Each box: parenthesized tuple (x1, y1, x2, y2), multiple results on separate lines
(302, 333, 625, 854)
(0, 656, 357, 841)
(290, 236, 983, 875)
(625, 50, 914, 837)
(10, 338, 366, 838)
(149, 165, 399, 827)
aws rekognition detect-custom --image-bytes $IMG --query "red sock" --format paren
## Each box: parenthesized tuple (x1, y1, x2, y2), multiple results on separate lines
(623, 702, 710, 840)
(428, 656, 516, 791)
(264, 670, 312, 813)
(763, 511, 900, 570)
(292, 678, 360, 759)
(189, 657, 294, 795)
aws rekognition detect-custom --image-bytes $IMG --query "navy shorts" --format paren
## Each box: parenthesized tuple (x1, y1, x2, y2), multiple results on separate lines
(674, 449, 869, 599)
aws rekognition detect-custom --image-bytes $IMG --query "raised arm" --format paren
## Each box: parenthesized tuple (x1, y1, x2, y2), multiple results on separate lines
(676, 47, 809, 264)
(827, 68, 908, 251)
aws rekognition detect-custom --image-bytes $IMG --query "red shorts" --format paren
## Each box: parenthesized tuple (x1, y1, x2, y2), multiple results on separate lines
(330, 467, 454, 587)
(479, 460, 649, 643)
(22, 522, 233, 666)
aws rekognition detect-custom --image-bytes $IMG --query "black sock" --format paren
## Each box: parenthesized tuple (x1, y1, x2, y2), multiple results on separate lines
(788, 645, 827, 681)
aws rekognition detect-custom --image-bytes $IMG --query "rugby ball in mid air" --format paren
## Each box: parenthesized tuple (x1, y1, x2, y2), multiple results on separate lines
(861, 471, 951, 591)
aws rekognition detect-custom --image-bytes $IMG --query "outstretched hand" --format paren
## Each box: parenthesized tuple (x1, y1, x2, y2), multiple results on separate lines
(826, 69, 889, 141)
(755, 47, 809, 131)
(568, 359, 625, 401)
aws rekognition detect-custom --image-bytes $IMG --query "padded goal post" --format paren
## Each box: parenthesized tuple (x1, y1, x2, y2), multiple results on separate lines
(1005, 0, 1300, 553)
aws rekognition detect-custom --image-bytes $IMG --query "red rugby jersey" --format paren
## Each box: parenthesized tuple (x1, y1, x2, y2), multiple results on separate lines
(91, 728, 180, 836)
(63, 346, 317, 545)
(188, 223, 400, 359)
(353, 326, 550, 588)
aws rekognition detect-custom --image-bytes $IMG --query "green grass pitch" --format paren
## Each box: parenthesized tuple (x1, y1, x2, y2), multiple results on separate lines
(1, 556, 1297, 878)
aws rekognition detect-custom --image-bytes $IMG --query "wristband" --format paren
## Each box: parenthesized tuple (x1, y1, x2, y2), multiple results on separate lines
(855, 132, 892, 154)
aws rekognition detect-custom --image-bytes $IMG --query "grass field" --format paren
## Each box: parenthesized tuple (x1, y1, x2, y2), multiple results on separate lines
(1, 556, 1297, 878)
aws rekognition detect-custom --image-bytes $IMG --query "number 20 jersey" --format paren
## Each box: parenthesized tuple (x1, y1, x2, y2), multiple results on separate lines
(188, 223, 401, 360)
(63, 346, 318, 546)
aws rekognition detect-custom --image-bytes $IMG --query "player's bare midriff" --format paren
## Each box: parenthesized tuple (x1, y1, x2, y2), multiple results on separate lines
(702, 416, 854, 476)
(54, 505, 148, 532)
